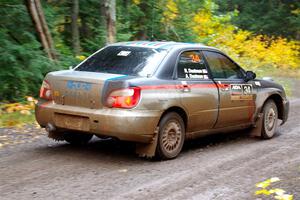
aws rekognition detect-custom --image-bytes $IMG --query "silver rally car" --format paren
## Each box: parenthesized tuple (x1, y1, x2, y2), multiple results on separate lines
(35, 41, 289, 159)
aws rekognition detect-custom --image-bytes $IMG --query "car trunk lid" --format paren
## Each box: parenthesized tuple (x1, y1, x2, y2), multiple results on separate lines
(47, 71, 126, 109)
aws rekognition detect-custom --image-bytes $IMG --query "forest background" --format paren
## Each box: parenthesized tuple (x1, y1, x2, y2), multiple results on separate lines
(0, 0, 299, 103)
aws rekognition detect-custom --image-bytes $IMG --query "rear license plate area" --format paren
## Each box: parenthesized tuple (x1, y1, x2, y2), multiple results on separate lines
(54, 113, 90, 131)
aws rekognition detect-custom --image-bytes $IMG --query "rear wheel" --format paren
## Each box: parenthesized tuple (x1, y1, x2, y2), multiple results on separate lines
(261, 99, 278, 139)
(156, 112, 185, 160)
(63, 131, 93, 145)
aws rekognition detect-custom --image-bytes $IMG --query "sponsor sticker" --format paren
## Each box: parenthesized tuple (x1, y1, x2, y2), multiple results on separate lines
(230, 84, 253, 100)
(66, 80, 92, 91)
(254, 81, 261, 86)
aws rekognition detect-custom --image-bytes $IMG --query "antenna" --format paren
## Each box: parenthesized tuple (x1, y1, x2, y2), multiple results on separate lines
(150, 0, 155, 41)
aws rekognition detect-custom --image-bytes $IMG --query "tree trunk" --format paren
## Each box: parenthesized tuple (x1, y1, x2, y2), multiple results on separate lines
(80, 15, 91, 39)
(71, 0, 81, 55)
(35, 0, 55, 55)
(25, 0, 56, 60)
(131, 1, 149, 40)
(101, 0, 116, 44)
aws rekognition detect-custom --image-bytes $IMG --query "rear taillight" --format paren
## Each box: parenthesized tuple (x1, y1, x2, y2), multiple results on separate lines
(39, 80, 52, 100)
(107, 87, 141, 108)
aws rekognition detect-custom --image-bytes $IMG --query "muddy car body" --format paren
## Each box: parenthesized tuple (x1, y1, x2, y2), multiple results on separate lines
(35, 41, 289, 159)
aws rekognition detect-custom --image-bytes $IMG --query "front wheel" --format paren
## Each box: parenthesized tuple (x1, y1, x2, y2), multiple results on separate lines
(261, 99, 278, 139)
(156, 112, 185, 160)
(63, 131, 93, 145)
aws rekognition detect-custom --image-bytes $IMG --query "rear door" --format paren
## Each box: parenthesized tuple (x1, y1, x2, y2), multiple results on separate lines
(202, 50, 255, 128)
(177, 50, 219, 132)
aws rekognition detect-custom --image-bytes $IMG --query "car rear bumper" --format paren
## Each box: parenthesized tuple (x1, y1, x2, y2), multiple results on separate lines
(35, 100, 162, 143)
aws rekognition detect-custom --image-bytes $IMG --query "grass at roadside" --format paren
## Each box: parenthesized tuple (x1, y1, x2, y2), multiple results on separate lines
(248, 67, 298, 97)
(249, 66, 300, 79)
(0, 112, 36, 128)
(0, 97, 37, 128)
(274, 78, 292, 97)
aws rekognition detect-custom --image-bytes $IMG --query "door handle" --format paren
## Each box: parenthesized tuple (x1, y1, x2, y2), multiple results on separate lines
(182, 84, 191, 92)
(220, 84, 230, 91)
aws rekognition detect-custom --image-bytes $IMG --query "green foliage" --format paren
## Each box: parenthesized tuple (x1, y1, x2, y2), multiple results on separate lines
(0, 1, 58, 102)
(127, 0, 163, 40)
(216, 0, 300, 39)
(0, 112, 36, 128)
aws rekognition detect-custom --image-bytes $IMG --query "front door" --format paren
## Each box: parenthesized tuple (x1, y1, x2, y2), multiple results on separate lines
(202, 50, 255, 128)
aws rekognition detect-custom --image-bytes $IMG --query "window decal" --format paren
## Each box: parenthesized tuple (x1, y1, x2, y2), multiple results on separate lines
(183, 68, 209, 79)
(189, 54, 201, 63)
(117, 51, 131, 56)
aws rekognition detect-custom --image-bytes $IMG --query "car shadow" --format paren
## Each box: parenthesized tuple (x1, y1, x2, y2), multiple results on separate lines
(35, 137, 140, 162)
(31, 128, 271, 163)
(182, 129, 253, 151)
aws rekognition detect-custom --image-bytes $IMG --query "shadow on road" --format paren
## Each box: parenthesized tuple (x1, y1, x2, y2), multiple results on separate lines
(31, 128, 269, 162)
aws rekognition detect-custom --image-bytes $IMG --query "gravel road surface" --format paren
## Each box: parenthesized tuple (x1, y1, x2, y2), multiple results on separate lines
(1, 80, 299, 200)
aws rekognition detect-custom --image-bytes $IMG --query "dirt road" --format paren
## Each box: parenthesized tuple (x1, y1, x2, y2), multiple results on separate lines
(1, 80, 299, 200)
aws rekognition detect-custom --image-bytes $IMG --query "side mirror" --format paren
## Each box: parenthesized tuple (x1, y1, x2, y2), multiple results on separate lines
(69, 66, 73, 70)
(244, 71, 256, 82)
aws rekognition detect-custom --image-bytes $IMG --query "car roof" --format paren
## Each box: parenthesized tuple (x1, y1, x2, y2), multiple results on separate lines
(110, 41, 219, 51)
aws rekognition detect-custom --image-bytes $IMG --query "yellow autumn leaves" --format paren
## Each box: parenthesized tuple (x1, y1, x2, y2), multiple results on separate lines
(132, 0, 141, 5)
(76, 55, 86, 61)
(1, 96, 36, 115)
(159, 0, 299, 71)
(192, 3, 300, 71)
(162, 0, 178, 23)
(255, 177, 294, 200)
(0, 97, 37, 127)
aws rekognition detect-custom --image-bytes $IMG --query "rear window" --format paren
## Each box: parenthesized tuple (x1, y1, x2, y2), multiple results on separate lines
(75, 46, 168, 77)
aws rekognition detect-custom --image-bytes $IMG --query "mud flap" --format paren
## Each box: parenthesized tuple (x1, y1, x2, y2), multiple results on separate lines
(136, 127, 159, 158)
(250, 113, 263, 137)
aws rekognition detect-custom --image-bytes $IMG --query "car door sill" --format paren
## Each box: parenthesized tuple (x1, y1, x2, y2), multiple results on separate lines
(186, 123, 253, 140)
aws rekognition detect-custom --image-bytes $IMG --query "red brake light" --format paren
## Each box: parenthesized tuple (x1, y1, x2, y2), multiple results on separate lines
(107, 87, 141, 108)
(39, 80, 52, 100)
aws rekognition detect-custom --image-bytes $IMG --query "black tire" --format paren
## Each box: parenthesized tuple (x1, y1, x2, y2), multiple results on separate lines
(261, 99, 278, 139)
(63, 131, 93, 145)
(156, 112, 185, 160)
(95, 135, 111, 140)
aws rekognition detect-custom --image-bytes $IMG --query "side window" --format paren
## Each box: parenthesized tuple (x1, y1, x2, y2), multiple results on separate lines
(203, 51, 244, 79)
(177, 51, 209, 79)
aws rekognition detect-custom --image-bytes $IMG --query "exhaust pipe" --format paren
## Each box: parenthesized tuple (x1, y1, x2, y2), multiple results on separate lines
(45, 123, 56, 132)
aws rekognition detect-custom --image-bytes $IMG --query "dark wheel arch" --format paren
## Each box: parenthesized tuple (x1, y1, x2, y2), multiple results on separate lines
(158, 106, 188, 130)
(262, 94, 284, 120)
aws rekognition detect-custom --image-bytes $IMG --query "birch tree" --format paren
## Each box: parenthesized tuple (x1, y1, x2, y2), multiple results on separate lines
(101, 0, 116, 44)
(25, 0, 56, 60)
(71, 0, 81, 55)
